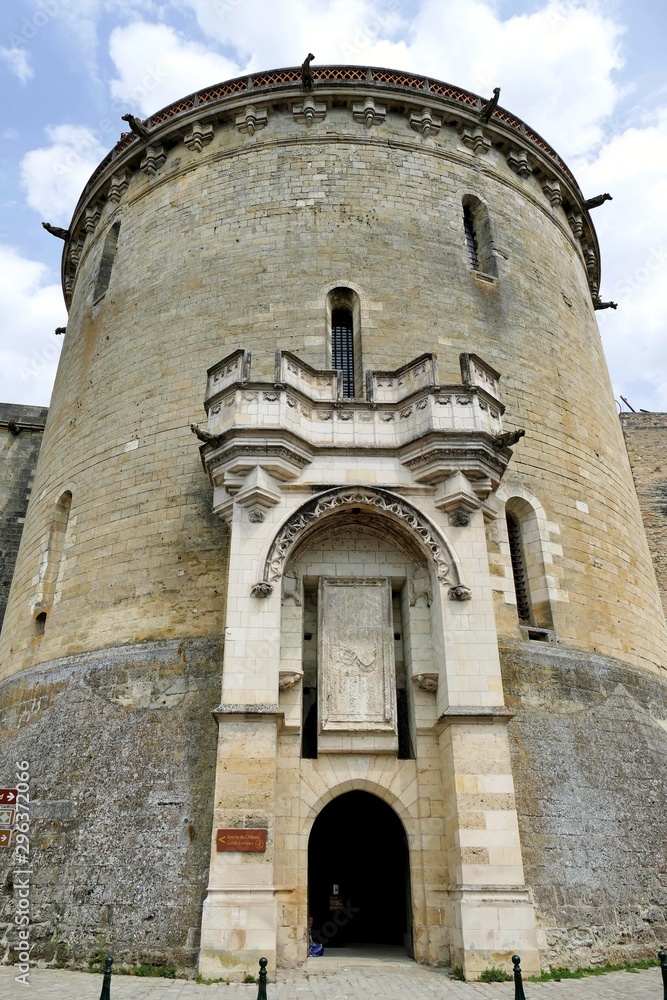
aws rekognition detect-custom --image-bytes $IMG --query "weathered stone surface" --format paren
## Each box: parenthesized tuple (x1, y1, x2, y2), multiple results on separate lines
(501, 640, 667, 968)
(0, 638, 220, 968)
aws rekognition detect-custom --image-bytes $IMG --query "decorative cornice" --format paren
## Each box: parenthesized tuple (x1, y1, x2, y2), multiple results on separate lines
(61, 65, 601, 307)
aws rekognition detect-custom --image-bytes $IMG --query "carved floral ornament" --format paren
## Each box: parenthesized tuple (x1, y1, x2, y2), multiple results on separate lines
(261, 487, 460, 587)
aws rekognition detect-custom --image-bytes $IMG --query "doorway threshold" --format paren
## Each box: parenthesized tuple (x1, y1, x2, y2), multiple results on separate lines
(307, 944, 413, 967)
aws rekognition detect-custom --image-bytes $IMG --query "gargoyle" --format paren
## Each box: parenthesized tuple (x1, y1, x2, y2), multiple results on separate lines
(55, 327, 66, 335)
(42, 222, 70, 240)
(492, 428, 525, 449)
(584, 193, 612, 210)
(190, 423, 225, 447)
(479, 87, 500, 123)
(121, 113, 151, 140)
(593, 298, 618, 311)
(301, 53, 315, 91)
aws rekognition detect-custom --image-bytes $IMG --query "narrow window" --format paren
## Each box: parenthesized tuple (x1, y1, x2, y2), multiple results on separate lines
(506, 511, 532, 623)
(93, 222, 120, 302)
(463, 205, 480, 270)
(326, 287, 362, 398)
(36, 490, 72, 628)
(331, 307, 355, 398)
(462, 196, 498, 277)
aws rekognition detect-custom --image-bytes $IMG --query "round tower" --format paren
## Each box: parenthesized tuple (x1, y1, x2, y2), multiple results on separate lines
(1, 65, 666, 977)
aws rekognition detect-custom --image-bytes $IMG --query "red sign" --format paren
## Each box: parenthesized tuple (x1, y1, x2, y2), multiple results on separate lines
(0, 789, 17, 805)
(216, 828, 267, 852)
(0, 829, 12, 848)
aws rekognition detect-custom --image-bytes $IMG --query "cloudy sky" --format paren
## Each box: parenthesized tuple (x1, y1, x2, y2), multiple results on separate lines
(1, 0, 666, 410)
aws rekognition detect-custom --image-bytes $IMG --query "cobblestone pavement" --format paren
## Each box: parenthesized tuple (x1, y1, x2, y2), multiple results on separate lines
(0, 960, 662, 1000)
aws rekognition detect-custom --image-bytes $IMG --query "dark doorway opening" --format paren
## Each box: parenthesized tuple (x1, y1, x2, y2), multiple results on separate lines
(308, 791, 412, 953)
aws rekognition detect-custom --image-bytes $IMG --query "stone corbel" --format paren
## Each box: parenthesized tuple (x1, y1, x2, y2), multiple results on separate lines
(458, 124, 491, 154)
(184, 120, 215, 151)
(235, 107, 268, 136)
(410, 107, 442, 137)
(506, 148, 532, 177)
(412, 673, 438, 693)
(434, 471, 481, 516)
(448, 585, 472, 601)
(353, 97, 386, 128)
(140, 144, 166, 176)
(251, 581, 273, 598)
(567, 211, 584, 240)
(84, 204, 102, 233)
(279, 670, 303, 690)
(234, 467, 282, 515)
(108, 171, 129, 204)
(542, 177, 563, 208)
(69, 239, 84, 269)
(293, 98, 326, 127)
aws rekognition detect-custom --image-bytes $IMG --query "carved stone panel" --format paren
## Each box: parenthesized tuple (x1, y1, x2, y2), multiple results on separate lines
(318, 577, 396, 735)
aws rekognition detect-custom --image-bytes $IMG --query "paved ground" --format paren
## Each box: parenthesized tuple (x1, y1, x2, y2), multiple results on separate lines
(0, 957, 662, 1000)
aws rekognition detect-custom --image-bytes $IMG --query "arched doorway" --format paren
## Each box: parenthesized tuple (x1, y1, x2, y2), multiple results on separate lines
(308, 791, 413, 955)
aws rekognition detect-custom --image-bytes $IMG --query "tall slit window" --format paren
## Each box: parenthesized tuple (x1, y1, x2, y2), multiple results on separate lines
(93, 222, 120, 303)
(331, 307, 355, 398)
(463, 205, 480, 270)
(506, 511, 532, 623)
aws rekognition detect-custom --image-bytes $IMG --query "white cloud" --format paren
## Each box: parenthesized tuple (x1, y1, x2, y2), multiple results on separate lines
(19, 125, 107, 225)
(185, 0, 622, 158)
(0, 245, 65, 406)
(0, 46, 33, 83)
(108, 21, 242, 116)
(574, 108, 667, 410)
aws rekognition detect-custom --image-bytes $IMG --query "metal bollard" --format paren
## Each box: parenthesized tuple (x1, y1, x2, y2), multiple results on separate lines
(659, 951, 666, 1000)
(257, 956, 268, 1000)
(99, 956, 113, 1000)
(512, 955, 526, 1000)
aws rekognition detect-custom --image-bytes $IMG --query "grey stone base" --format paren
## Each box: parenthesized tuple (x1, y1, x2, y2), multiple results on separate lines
(0, 638, 221, 970)
(501, 641, 667, 968)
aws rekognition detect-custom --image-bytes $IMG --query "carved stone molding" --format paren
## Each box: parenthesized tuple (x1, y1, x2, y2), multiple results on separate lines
(410, 108, 442, 137)
(184, 120, 215, 151)
(412, 673, 438, 693)
(108, 171, 129, 204)
(567, 211, 584, 240)
(449, 510, 471, 527)
(353, 97, 386, 128)
(248, 507, 265, 523)
(448, 585, 472, 601)
(235, 107, 268, 136)
(542, 177, 563, 208)
(459, 124, 491, 154)
(264, 487, 455, 585)
(506, 148, 532, 177)
(140, 144, 166, 176)
(251, 581, 273, 598)
(293, 98, 326, 127)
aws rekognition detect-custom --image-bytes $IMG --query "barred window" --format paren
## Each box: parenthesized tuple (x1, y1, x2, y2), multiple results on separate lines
(331, 307, 355, 398)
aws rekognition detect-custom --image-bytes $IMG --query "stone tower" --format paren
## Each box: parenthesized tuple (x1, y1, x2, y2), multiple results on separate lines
(1, 65, 666, 979)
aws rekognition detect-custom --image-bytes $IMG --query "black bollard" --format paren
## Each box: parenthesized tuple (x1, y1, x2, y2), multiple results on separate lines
(659, 951, 666, 1000)
(512, 955, 526, 1000)
(257, 956, 268, 1000)
(99, 956, 113, 1000)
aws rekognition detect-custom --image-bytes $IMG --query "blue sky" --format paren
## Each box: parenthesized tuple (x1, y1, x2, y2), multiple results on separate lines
(1, 0, 666, 410)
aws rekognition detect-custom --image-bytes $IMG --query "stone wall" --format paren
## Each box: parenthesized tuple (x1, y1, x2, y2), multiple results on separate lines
(0, 404, 48, 630)
(0, 639, 220, 969)
(502, 641, 667, 968)
(621, 412, 667, 616)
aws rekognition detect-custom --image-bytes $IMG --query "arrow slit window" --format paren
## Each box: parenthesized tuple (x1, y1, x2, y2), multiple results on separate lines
(93, 222, 120, 303)
(462, 196, 497, 278)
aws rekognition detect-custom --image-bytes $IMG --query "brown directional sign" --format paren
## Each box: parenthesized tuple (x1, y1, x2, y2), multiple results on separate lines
(216, 828, 267, 852)
(0, 789, 17, 805)
(0, 829, 12, 848)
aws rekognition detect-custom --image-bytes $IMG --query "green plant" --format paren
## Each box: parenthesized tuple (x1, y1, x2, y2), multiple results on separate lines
(196, 974, 231, 985)
(478, 966, 512, 982)
(243, 972, 256, 983)
(527, 958, 661, 983)
(450, 965, 465, 981)
(131, 963, 176, 978)
(54, 940, 69, 968)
